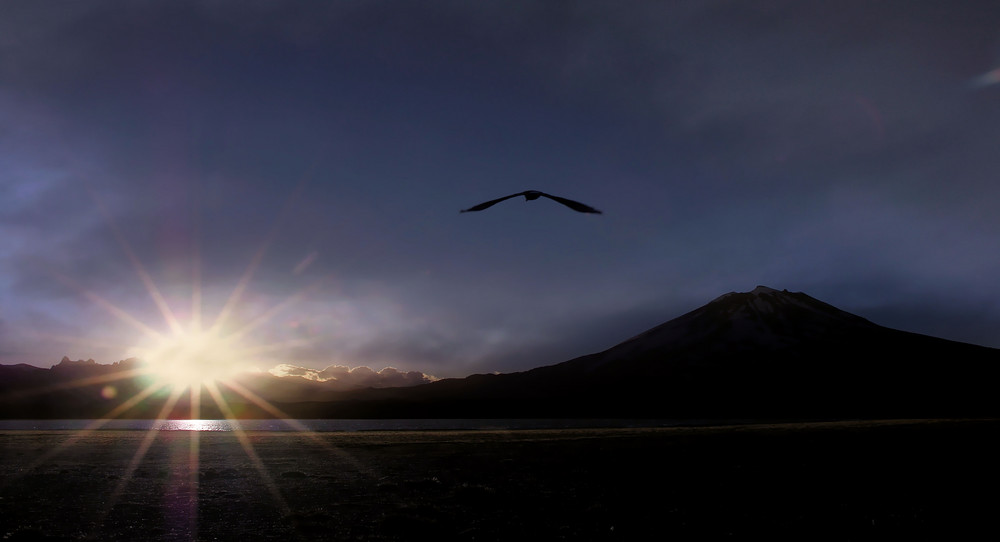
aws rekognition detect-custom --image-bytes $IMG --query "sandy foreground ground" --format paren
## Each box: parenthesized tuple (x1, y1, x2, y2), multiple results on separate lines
(1, 419, 998, 541)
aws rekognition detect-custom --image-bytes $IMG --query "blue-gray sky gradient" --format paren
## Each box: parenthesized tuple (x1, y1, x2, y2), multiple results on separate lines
(2, 1, 1000, 377)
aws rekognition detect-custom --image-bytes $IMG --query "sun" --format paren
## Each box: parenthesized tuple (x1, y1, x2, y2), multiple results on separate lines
(135, 328, 248, 390)
(65, 184, 318, 397)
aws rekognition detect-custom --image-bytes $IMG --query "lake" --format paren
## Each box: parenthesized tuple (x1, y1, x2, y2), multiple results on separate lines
(0, 418, 697, 432)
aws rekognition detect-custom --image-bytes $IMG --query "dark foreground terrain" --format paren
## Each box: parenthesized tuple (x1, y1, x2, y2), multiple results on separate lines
(1, 419, 998, 540)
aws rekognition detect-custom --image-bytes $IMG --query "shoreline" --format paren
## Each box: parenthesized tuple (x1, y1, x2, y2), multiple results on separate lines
(1, 415, 991, 431)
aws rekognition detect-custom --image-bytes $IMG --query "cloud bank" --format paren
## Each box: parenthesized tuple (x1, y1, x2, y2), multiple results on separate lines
(269, 363, 436, 390)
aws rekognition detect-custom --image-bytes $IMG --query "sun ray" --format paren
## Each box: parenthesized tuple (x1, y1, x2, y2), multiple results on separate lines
(185, 386, 202, 534)
(220, 380, 367, 470)
(47, 268, 165, 341)
(81, 381, 168, 427)
(221, 276, 328, 344)
(186, 431, 201, 536)
(89, 188, 186, 336)
(190, 218, 203, 335)
(190, 383, 202, 420)
(204, 382, 290, 514)
(108, 387, 186, 497)
(220, 380, 311, 431)
(207, 177, 310, 337)
(95, 387, 187, 538)
(13, 382, 168, 475)
(16, 329, 139, 358)
(4, 170, 346, 538)
(37, 177, 325, 403)
(0, 365, 151, 401)
(207, 238, 269, 338)
(236, 339, 313, 357)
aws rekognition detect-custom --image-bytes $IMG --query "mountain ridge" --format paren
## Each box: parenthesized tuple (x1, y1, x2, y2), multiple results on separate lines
(2, 286, 998, 419)
(353, 285, 1000, 418)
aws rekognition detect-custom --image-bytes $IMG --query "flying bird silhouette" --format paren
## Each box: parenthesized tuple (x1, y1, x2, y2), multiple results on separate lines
(460, 190, 602, 214)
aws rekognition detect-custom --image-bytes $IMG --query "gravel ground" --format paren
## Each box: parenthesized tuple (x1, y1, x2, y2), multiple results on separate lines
(1, 419, 998, 540)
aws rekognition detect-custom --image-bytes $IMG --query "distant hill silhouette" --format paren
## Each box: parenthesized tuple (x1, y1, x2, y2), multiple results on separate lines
(2, 286, 999, 420)
(310, 286, 1000, 419)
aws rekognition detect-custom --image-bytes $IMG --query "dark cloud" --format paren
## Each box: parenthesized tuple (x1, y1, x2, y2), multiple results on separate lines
(3, 1, 1000, 375)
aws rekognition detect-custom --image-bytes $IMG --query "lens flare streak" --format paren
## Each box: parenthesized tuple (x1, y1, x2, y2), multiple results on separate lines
(91, 189, 186, 337)
(105, 387, 187, 507)
(16, 382, 168, 472)
(221, 380, 367, 470)
(0, 366, 150, 401)
(204, 382, 290, 515)
(20, 178, 332, 537)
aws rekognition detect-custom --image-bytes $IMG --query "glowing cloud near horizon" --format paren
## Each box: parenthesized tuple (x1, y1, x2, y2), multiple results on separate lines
(62, 181, 322, 397)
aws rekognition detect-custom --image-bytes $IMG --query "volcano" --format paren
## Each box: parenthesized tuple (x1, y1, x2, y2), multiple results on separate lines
(341, 286, 1000, 419)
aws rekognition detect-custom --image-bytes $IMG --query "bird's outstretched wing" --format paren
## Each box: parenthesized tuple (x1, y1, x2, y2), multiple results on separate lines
(538, 192, 602, 214)
(459, 192, 527, 212)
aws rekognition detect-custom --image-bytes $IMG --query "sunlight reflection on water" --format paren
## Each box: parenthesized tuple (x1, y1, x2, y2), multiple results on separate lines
(151, 419, 238, 431)
(0, 418, 694, 432)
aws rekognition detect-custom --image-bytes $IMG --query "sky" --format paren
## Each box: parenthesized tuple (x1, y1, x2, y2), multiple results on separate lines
(2, 1, 1000, 379)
